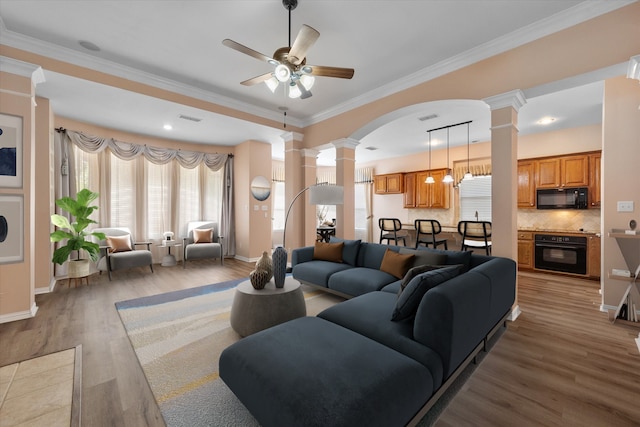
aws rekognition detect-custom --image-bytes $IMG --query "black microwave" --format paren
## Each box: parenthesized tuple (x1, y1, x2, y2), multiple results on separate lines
(536, 187, 588, 209)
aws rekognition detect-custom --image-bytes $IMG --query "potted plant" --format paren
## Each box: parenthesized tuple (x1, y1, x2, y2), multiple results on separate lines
(50, 188, 105, 278)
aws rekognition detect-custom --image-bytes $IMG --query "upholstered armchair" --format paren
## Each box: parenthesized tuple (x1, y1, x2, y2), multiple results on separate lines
(93, 227, 154, 280)
(183, 221, 224, 268)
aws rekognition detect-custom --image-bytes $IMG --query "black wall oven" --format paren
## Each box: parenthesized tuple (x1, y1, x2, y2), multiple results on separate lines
(534, 234, 587, 275)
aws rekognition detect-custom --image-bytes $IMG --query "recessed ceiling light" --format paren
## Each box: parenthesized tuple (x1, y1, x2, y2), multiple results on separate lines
(537, 116, 556, 125)
(163, 124, 173, 131)
(78, 40, 100, 52)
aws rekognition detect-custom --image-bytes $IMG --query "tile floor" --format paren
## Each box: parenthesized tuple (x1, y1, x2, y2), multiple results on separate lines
(0, 348, 75, 427)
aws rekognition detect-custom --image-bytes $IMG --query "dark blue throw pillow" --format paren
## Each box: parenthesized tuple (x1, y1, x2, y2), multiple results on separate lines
(414, 247, 473, 273)
(391, 265, 461, 321)
(329, 237, 361, 266)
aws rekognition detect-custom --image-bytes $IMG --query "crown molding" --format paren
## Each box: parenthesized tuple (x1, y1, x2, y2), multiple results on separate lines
(483, 90, 527, 112)
(303, 0, 635, 127)
(0, 56, 45, 85)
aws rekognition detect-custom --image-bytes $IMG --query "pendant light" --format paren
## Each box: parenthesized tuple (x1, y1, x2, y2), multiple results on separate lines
(425, 131, 435, 184)
(442, 128, 454, 183)
(463, 121, 474, 181)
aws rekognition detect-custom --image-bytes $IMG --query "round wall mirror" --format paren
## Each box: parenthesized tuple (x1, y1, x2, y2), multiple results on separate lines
(250, 176, 271, 201)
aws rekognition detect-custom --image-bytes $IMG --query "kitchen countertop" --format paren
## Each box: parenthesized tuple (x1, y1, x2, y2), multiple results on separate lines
(518, 228, 601, 237)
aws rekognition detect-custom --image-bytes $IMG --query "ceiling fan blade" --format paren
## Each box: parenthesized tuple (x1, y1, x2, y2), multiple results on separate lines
(222, 39, 276, 64)
(307, 65, 355, 79)
(296, 80, 312, 99)
(241, 73, 273, 86)
(288, 24, 320, 65)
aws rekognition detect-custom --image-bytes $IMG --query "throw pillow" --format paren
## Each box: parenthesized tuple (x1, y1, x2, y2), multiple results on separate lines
(329, 237, 361, 266)
(399, 264, 445, 295)
(379, 249, 415, 279)
(313, 241, 344, 263)
(391, 265, 461, 321)
(408, 247, 473, 273)
(193, 228, 213, 243)
(399, 247, 446, 268)
(107, 234, 132, 253)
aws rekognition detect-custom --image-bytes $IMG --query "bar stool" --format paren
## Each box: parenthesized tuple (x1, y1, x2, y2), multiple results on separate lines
(414, 219, 448, 250)
(378, 218, 408, 246)
(458, 220, 492, 255)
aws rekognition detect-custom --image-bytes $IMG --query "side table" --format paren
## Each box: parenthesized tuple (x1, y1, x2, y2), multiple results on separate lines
(160, 240, 182, 266)
(230, 276, 306, 337)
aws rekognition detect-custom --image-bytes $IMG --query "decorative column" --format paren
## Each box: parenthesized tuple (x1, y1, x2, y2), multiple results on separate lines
(281, 131, 304, 250)
(332, 138, 359, 240)
(301, 149, 319, 246)
(483, 89, 526, 321)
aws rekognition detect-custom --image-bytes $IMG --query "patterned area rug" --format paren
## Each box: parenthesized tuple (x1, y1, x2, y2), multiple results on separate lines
(115, 277, 342, 427)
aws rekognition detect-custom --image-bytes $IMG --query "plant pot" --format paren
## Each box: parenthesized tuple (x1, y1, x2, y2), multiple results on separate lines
(68, 259, 90, 278)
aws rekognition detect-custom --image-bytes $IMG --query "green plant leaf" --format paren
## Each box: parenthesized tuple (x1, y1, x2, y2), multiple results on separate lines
(52, 246, 73, 265)
(50, 230, 73, 242)
(51, 214, 72, 231)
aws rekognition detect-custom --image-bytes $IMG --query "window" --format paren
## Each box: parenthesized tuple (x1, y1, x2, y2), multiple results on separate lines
(459, 175, 492, 221)
(355, 183, 367, 229)
(272, 181, 285, 230)
(71, 144, 223, 240)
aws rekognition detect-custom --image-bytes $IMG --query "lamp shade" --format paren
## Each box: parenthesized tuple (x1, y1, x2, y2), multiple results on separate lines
(309, 184, 344, 205)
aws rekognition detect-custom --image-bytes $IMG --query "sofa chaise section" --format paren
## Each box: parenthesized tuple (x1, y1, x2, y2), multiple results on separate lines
(219, 316, 435, 427)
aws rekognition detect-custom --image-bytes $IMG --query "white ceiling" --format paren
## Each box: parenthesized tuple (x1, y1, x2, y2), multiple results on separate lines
(0, 1, 632, 165)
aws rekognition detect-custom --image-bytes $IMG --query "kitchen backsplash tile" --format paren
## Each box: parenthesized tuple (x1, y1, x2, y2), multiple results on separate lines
(517, 209, 601, 233)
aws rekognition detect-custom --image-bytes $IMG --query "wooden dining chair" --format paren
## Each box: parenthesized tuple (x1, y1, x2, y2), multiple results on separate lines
(378, 218, 408, 246)
(414, 219, 448, 250)
(457, 220, 492, 255)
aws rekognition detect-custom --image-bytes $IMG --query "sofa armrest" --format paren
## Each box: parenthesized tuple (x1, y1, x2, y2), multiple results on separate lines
(134, 242, 152, 250)
(291, 246, 314, 267)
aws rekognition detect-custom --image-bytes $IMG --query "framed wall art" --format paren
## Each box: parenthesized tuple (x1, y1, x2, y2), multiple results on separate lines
(0, 194, 24, 264)
(0, 113, 23, 188)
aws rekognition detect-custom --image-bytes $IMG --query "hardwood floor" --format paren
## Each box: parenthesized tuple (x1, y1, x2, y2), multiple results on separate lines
(1, 262, 639, 426)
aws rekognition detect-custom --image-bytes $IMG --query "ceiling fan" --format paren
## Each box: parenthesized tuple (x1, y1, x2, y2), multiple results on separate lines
(222, 0, 354, 99)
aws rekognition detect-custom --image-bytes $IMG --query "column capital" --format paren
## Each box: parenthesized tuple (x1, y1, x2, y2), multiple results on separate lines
(483, 89, 527, 112)
(331, 138, 360, 150)
(627, 55, 640, 80)
(301, 148, 319, 158)
(280, 131, 304, 143)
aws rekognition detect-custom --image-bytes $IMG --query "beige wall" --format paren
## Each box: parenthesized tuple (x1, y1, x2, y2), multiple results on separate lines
(602, 76, 640, 310)
(0, 70, 36, 321)
(234, 140, 273, 261)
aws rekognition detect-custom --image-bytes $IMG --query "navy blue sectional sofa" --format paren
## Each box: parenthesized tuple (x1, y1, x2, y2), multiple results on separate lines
(220, 240, 516, 427)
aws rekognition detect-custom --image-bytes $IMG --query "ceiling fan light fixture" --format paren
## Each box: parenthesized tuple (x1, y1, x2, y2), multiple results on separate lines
(288, 82, 301, 98)
(301, 65, 312, 74)
(300, 74, 315, 90)
(275, 64, 291, 82)
(265, 76, 279, 93)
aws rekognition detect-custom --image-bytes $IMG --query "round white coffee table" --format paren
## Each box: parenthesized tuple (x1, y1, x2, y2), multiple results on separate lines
(230, 276, 306, 337)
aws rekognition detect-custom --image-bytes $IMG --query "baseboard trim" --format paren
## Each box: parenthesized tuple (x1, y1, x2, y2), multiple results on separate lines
(635, 334, 640, 354)
(0, 302, 38, 324)
(233, 255, 260, 263)
(35, 277, 58, 295)
(507, 305, 521, 321)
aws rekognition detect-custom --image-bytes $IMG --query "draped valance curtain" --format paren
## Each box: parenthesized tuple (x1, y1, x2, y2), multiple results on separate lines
(54, 129, 235, 274)
(452, 158, 492, 186)
(67, 130, 228, 170)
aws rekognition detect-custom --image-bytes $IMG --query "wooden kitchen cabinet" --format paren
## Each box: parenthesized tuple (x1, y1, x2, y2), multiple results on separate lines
(374, 173, 403, 194)
(517, 231, 534, 269)
(403, 172, 416, 207)
(403, 169, 449, 209)
(517, 160, 536, 208)
(588, 235, 601, 278)
(536, 154, 589, 188)
(589, 152, 601, 208)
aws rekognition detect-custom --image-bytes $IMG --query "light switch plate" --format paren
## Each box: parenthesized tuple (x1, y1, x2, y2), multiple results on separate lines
(617, 201, 634, 212)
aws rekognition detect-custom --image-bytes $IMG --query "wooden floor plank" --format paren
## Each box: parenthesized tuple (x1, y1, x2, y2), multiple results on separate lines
(1, 260, 639, 426)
